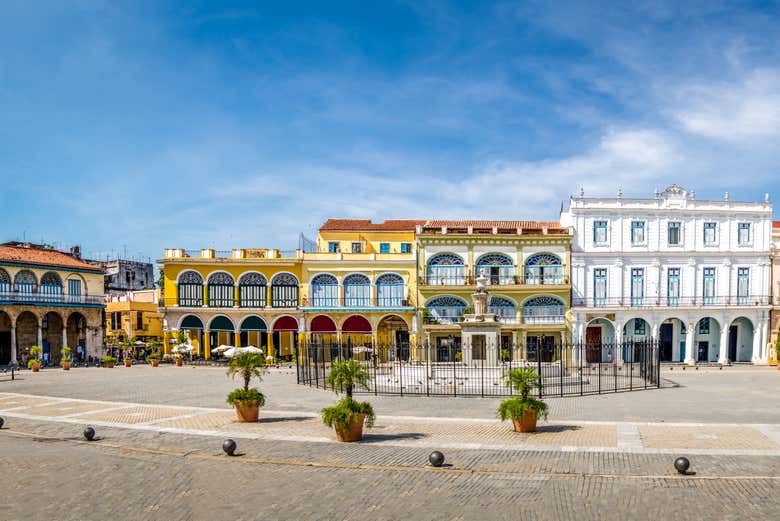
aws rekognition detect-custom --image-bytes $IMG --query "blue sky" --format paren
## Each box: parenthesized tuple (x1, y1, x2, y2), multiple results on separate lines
(2, 1, 779, 261)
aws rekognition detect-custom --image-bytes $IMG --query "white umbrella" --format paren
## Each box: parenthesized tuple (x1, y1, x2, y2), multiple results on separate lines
(172, 344, 194, 353)
(353, 346, 373, 353)
(213, 345, 233, 353)
(242, 346, 264, 354)
(224, 346, 265, 358)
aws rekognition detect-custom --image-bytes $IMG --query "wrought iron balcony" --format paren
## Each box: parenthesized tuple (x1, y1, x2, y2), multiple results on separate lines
(300, 296, 413, 309)
(419, 267, 568, 287)
(0, 291, 105, 306)
(572, 295, 772, 308)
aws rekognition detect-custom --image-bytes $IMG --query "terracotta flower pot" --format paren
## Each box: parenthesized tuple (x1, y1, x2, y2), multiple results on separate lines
(776, 363, 780, 370)
(335, 413, 366, 442)
(512, 409, 538, 433)
(234, 400, 260, 422)
(106, 362, 115, 368)
(124, 359, 133, 367)
(31, 363, 40, 373)
(62, 361, 71, 371)
(150, 359, 159, 367)
(175, 358, 183, 367)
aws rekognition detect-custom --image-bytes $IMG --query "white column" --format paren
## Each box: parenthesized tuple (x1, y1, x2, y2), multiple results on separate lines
(614, 323, 623, 365)
(10, 325, 17, 364)
(752, 322, 762, 363)
(37, 325, 43, 348)
(62, 327, 68, 350)
(718, 324, 730, 365)
(684, 321, 695, 365)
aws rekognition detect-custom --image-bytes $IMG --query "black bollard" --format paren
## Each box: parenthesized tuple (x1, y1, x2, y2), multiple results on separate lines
(83, 426, 96, 441)
(673, 457, 690, 475)
(0, 416, 4, 429)
(429, 451, 445, 467)
(223, 439, 237, 456)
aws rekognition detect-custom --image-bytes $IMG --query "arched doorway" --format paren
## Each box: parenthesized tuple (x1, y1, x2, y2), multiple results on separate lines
(272, 315, 299, 361)
(239, 316, 267, 348)
(376, 314, 409, 361)
(208, 316, 235, 352)
(309, 315, 337, 343)
(179, 315, 204, 354)
(342, 315, 372, 346)
(585, 318, 615, 363)
(42, 311, 64, 364)
(66, 312, 87, 361)
(658, 318, 685, 362)
(622, 318, 651, 363)
(694, 317, 721, 363)
(0, 311, 12, 364)
(728, 317, 754, 362)
(16, 311, 38, 363)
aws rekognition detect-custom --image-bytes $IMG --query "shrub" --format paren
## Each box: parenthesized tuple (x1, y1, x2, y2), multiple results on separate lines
(226, 388, 266, 407)
(29, 345, 42, 358)
(324, 359, 369, 399)
(146, 353, 161, 361)
(497, 367, 549, 422)
(102, 356, 117, 364)
(321, 397, 375, 431)
(27, 359, 41, 369)
(61, 346, 72, 358)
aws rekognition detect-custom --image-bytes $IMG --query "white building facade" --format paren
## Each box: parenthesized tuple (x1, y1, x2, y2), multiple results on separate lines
(561, 185, 773, 365)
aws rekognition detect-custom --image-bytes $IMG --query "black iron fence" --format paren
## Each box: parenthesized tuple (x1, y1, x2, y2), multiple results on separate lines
(297, 340, 660, 397)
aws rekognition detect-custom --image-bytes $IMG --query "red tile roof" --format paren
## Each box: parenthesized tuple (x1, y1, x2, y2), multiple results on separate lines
(0, 244, 103, 272)
(422, 220, 568, 233)
(773, 221, 780, 228)
(319, 219, 425, 232)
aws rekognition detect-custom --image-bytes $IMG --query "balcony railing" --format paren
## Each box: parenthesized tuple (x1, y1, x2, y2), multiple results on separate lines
(573, 295, 772, 308)
(521, 306, 566, 325)
(0, 291, 105, 306)
(420, 267, 568, 286)
(301, 296, 412, 309)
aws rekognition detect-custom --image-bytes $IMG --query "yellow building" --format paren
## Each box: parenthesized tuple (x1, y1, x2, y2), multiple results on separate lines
(105, 289, 163, 343)
(158, 248, 304, 360)
(300, 219, 422, 357)
(0, 241, 105, 365)
(416, 220, 572, 361)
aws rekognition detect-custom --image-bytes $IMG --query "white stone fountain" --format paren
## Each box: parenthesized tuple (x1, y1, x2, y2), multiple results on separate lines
(459, 273, 502, 366)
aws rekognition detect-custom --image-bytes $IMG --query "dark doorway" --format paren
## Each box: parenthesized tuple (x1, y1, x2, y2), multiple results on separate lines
(436, 337, 461, 362)
(527, 335, 555, 362)
(0, 331, 10, 365)
(728, 325, 738, 361)
(659, 323, 673, 362)
(697, 341, 709, 362)
(586, 326, 602, 363)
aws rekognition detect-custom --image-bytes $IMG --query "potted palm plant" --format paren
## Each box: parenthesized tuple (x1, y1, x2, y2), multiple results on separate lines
(775, 336, 780, 370)
(102, 355, 117, 368)
(497, 367, 548, 433)
(226, 352, 266, 422)
(28, 345, 42, 372)
(321, 360, 375, 442)
(145, 339, 161, 367)
(61, 346, 72, 371)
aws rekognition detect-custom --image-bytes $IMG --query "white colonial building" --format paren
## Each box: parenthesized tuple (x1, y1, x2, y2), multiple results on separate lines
(560, 185, 773, 365)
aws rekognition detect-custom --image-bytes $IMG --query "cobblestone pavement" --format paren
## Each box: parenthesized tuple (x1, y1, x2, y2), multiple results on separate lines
(2, 366, 779, 520)
(2, 418, 779, 521)
(2, 364, 780, 423)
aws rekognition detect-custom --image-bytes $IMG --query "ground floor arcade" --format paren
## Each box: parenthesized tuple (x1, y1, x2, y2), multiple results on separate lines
(0, 305, 103, 365)
(572, 308, 771, 365)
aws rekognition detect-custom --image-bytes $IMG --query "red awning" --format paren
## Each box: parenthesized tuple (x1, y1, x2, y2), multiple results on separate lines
(273, 315, 299, 332)
(310, 315, 337, 334)
(342, 315, 372, 334)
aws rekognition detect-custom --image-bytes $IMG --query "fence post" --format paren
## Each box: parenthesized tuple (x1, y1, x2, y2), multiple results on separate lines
(426, 341, 431, 397)
(314, 345, 319, 389)
(481, 351, 484, 398)
(656, 340, 661, 388)
(452, 343, 456, 397)
(559, 342, 564, 398)
(399, 347, 404, 397)
(537, 343, 543, 399)
(579, 342, 583, 396)
(598, 348, 602, 394)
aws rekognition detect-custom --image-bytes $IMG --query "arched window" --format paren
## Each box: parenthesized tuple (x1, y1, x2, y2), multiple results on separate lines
(239, 272, 267, 308)
(522, 296, 565, 324)
(427, 253, 465, 285)
(310, 274, 338, 307)
(489, 296, 516, 323)
(207, 272, 235, 308)
(14, 270, 37, 300)
(0, 268, 12, 293)
(343, 273, 371, 307)
(524, 253, 563, 285)
(376, 273, 405, 307)
(178, 271, 203, 307)
(425, 296, 468, 324)
(476, 253, 514, 285)
(40, 272, 63, 301)
(271, 273, 299, 308)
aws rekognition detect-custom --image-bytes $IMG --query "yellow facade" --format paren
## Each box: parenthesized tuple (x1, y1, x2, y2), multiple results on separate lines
(105, 290, 163, 342)
(158, 248, 304, 360)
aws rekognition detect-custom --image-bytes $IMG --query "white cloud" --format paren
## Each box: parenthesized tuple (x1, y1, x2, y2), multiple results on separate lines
(673, 69, 780, 142)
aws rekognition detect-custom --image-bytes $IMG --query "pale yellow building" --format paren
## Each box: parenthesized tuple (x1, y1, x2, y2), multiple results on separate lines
(105, 289, 163, 343)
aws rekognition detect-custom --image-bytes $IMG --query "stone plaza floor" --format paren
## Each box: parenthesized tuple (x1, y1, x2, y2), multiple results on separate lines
(1, 365, 779, 520)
